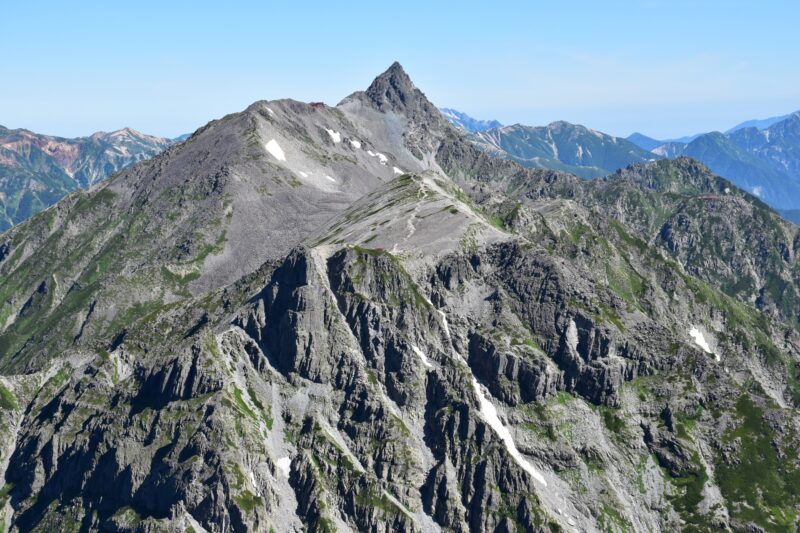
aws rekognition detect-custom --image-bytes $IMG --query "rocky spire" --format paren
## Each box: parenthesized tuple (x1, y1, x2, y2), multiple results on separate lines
(357, 62, 443, 123)
(364, 62, 419, 112)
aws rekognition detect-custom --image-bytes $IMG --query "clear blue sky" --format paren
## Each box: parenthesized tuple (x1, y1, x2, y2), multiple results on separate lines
(2, 0, 798, 139)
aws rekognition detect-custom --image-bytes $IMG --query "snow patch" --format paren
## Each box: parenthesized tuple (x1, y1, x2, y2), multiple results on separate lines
(325, 175, 336, 183)
(349, 139, 362, 149)
(393, 166, 404, 175)
(689, 326, 720, 361)
(265, 107, 275, 116)
(366, 150, 388, 165)
(382, 490, 414, 519)
(435, 308, 547, 486)
(276, 457, 291, 477)
(472, 377, 548, 486)
(652, 145, 669, 157)
(326, 129, 341, 143)
(548, 140, 559, 158)
(566, 319, 579, 353)
(249, 471, 261, 496)
(265, 139, 286, 161)
(299, 171, 309, 178)
(412, 346, 433, 368)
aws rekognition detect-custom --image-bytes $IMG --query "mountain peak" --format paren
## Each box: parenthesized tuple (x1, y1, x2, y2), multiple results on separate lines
(337, 62, 453, 159)
(108, 127, 141, 137)
(385, 60, 408, 78)
(547, 120, 582, 132)
(627, 132, 664, 151)
(88, 127, 165, 143)
(363, 61, 422, 113)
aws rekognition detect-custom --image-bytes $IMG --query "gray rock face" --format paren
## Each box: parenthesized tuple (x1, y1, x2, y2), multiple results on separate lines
(1, 63, 800, 533)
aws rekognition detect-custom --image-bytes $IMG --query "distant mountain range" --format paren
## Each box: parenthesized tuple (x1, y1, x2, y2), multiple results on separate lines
(442, 108, 800, 214)
(726, 111, 795, 133)
(470, 122, 658, 178)
(439, 108, 502, 132)
(441, 109, 658, 178)
(0, 126, 177, 231)
(627, 111, 800, 211)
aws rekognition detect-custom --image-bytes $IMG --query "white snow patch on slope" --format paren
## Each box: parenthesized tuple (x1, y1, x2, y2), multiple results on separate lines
(276, 457, 291, 477)
(325, 175, 336, 183)
(249, 471, 261, 496)
(326, 129, 341, 143)
(472, 377, 548, 486)
(265, 107, 275, 116)
(265, 139, 286, 161)
(393, 166, 404, 175)
(299, 171, 309, 178)
(652, 145, 669, 156)
(412, 346, 433, 368)
(365, 150, 389, 165)
(436, 308, 547, 486)
(689, 326, 720, 361)
(567, 319, 579, 353)
(350, 139, 362, 149)
(382, 490, 414, 519)
(436, 309, 451, 338)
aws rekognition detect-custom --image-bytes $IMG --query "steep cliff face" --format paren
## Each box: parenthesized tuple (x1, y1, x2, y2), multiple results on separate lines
(1, 64, 800, 532)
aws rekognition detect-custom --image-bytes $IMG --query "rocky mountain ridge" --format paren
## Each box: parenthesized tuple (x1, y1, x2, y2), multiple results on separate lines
(0, 63, 799, 532)
(628, 112, 800, 210)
